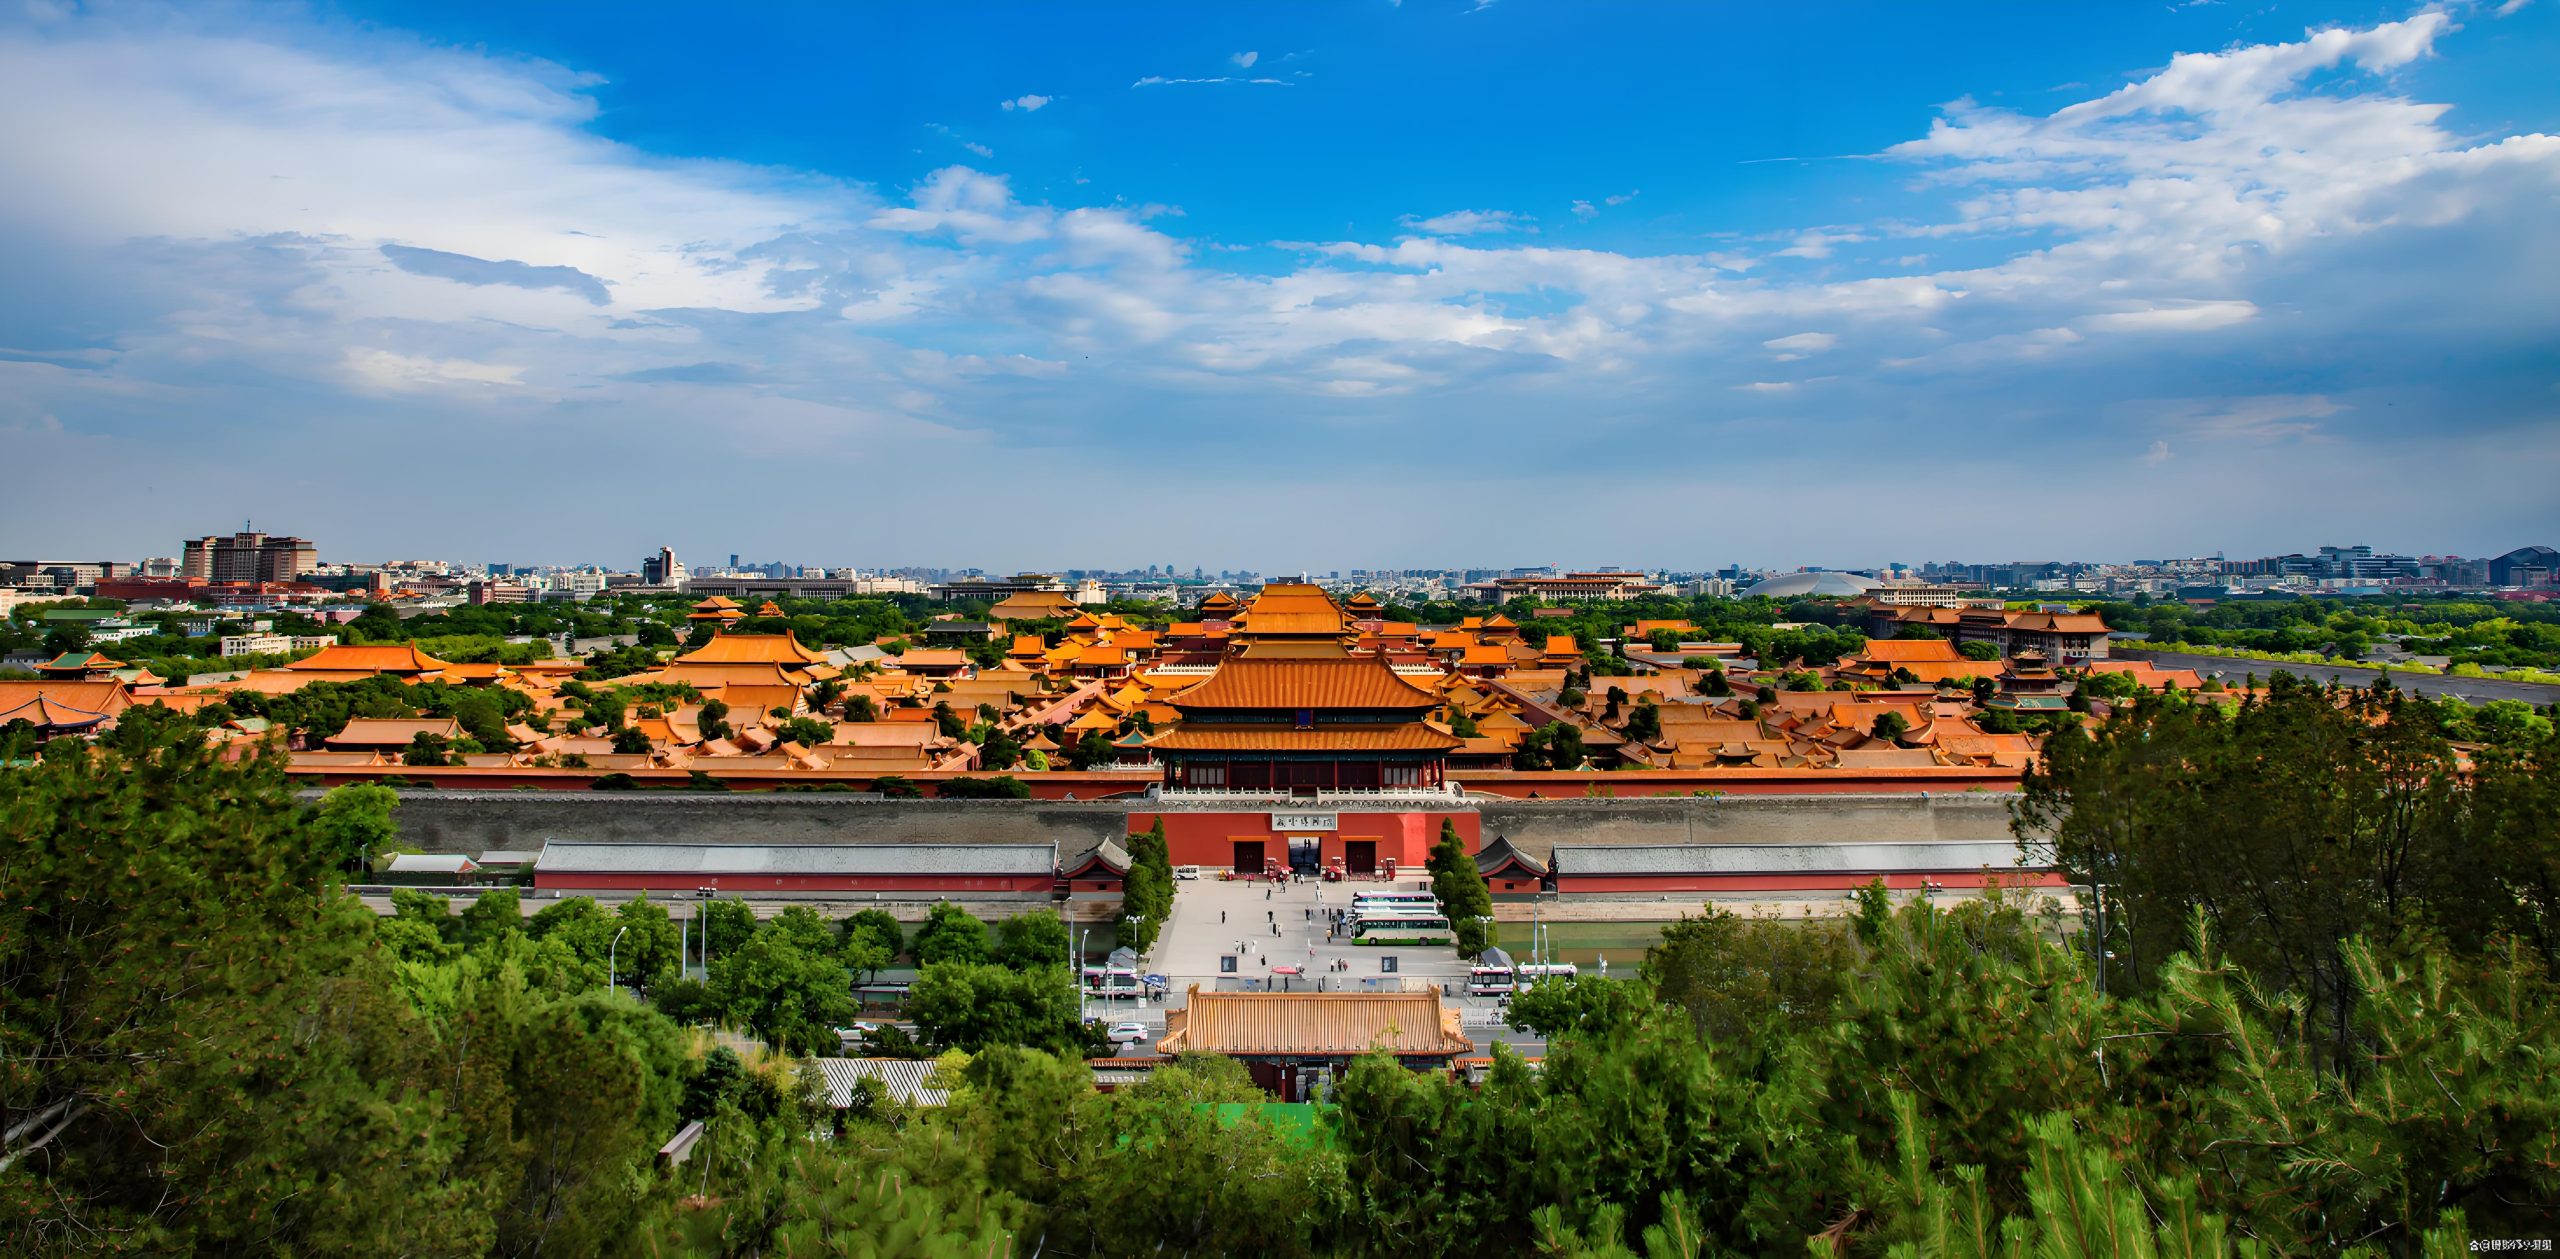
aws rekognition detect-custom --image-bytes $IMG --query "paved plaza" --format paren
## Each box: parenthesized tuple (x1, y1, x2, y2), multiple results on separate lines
(1143, 873, 1485, 1012)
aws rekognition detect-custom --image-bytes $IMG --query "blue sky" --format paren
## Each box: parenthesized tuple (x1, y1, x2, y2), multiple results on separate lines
(1, 0, 2555, 571)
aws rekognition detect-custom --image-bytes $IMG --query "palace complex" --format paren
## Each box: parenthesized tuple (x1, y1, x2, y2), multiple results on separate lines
(1, 585, 2171, 806)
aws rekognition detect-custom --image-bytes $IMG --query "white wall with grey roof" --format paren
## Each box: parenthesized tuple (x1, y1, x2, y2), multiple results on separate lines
(372, 791, 1129, 856)
(1552, 840, 2032, 877)
(537, 841, 1056, 877)
(1476, 792, 2029, 862)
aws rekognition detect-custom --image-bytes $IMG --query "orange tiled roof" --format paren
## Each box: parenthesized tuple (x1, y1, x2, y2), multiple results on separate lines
(1857, 639, 1967, 663)
(1234, 583, 1348, 638)
(0, 679, 134, 716)
(1169, 655, 1440, 711)
(285, 643, 453, 673)
(0, 692, 118, 729)
(990, 591, 1078, 619)
(1160, 989, 1470, 1056)
(677, 633, 828, 666)
(1146, 724, 1462, 752)
(327, 717, 464, 748)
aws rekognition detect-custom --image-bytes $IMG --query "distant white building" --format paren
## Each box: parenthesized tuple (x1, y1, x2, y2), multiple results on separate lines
(220, 633, 338, 657)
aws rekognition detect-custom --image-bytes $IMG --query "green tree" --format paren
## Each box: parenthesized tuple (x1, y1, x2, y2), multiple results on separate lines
(1621, 699, 1662, 743)
(695, 698, 731, 742)
(913, 901, 993, 967)
(1959, 639, 2001, 661)
(0, 729, 488, 1254)
(611, 894, 684, 995)
(699, 897, 758, 963)
(1426, 819, 1498, 958)
(1642, 905, 1854, 1058)
(458, 886, 527, 949)
(2017, 677, 2472, 1047)
(908, 963, 1094, 1055)
(404, 730, 459, 766)
(1068, 729, 1118, 769)
(710, 906, 855, 1055)
(995, 908, 1071, 972)
(1120, 819, 1175, 954)
(776, 715, 835, 747)
(306, 781, 400, 871)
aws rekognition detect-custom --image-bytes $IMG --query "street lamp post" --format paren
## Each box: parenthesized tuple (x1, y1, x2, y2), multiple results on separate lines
(608, 925, 629, 995)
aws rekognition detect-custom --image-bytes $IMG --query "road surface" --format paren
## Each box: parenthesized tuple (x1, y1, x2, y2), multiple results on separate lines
(2118, 648, 2560, 705)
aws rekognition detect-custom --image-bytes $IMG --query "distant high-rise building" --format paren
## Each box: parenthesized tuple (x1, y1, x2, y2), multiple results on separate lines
(2490, 545, 2557, 587)
(180, 530, 315, 583)
(641, 546, 687, 589)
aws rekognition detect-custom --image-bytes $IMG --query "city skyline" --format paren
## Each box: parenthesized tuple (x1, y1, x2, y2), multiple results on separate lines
(3, 2, 2556, 567)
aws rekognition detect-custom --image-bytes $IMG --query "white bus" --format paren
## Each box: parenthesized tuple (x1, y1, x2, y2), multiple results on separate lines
(1349, 911, 1450, 938)
(1081, 965, 1143, 1000)
(1466, 962, 1579, 995)
(1349, 892, 1440, 911)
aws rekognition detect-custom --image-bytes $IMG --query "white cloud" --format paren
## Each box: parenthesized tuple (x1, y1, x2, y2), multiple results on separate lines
(924, 122, 993, 158)
(2142, 439, 2175, 466)
(1231, 51, 1258, 68)
(2079, 300, 2258, 333)
(1763, 331, 1838, 360)
(1570, 191, 1638, 222)
(1001, 94, 1051, 112)
(1400, 209, 1533, 236)
(1735, 381, 1796, 393)
(1132, 75, 1290, 88)
(1776, 229, 1868, 260)
(2164, 395, 2344, 442)
(344, 348, 524, 392)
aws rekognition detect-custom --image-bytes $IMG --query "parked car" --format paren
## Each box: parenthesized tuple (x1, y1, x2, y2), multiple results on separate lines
(1106, 1021, 1152, 1045)
(1173, 865, 1201, 881)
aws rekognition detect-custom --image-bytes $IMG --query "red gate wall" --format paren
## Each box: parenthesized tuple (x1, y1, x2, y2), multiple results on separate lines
(1127, 810, 1481, 873)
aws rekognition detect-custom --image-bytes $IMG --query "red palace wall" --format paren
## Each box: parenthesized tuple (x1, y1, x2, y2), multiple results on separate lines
(531, 872, 1057, 895)
(1127, 809, 1482, 874)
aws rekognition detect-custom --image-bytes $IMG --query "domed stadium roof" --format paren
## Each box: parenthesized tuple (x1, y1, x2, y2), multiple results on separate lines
(1741, 571, 1880, 598)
